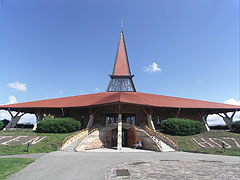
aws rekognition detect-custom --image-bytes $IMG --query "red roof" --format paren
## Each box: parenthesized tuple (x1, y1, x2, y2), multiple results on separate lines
(0, 92, 239, 110)
(112, 30, 131, 76)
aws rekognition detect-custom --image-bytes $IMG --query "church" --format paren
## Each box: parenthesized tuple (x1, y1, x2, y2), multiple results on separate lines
(0, 28, 239, 151)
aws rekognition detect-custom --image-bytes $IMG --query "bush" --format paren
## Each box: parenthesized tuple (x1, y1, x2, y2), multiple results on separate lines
(36, 117, 81, 133)
(209, 125, 228, 130)
(0, 119, 9, 130)
(0, 121, 3, 130)
(160, 118, 205, 136)
(232, 121, 240, 133)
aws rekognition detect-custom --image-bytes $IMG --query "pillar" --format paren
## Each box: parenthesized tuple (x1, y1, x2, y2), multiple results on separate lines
(147, 114, 156, 131)
(32, 112, 44, 131)
(222, 117, 232, 130)
(202, 115, 210, 131)
(4, 111, 23, 130)
(86, 114, 94, 129)
(117, 114, 122, 150)
(218, 112, 236, 130)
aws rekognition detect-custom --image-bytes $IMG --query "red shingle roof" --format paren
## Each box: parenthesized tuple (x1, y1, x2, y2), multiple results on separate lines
(0, 92, 239, 110)
(112, 30, 131, 76)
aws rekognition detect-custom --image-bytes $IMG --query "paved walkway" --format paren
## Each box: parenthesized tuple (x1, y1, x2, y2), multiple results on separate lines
(7, 150, 240, 180)
(0, 153, 46, 159)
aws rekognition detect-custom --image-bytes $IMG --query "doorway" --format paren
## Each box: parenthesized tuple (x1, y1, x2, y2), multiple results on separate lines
(111, 128, 134, 147)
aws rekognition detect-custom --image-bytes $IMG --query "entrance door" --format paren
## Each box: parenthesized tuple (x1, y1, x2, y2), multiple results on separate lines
(111, 128, 128, 147)
(111, 129, 117, 147)
(122, 129, 128, 147)
(127, 128, 135, 147)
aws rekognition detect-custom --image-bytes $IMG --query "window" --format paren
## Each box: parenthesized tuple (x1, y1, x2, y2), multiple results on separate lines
(157, 116, 160, 125)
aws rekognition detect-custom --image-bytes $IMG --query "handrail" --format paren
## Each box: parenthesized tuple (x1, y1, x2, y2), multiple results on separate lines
(88, 128, 98, 135)
(133, 125, 162, 151)
(144, 126, 178, 150)
(75, 128, 99, 151)
(61, 128, 89, 149)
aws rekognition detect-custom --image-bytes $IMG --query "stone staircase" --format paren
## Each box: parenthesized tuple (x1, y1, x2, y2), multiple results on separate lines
(61, 128, 89, 151)
(61, 125, 177, 152)
(75, 128, 102, 151)
(134, 126, 162, 151)
(134, 126, 176, 152)
(63, 139, 79, 152)
(144, 126, 178, 151)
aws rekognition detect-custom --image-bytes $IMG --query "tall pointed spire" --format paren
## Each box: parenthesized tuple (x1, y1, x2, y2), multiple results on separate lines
(112, 28, 131, 76)
(107, 27, 136, 92)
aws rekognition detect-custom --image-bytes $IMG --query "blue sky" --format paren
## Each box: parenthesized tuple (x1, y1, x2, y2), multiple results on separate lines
(0, 0, 239, 124)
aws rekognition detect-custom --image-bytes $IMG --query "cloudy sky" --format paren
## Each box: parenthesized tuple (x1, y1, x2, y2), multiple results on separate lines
(0, 0, 239, 125)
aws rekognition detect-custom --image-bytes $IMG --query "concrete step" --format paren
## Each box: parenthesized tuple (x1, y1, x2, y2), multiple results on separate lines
(64, 140, 79, 152)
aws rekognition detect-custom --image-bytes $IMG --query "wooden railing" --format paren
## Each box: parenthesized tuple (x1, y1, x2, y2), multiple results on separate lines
(61, 128, 89, 150)
(75, 128, 99, 151)
(88, 128, 98, 135)
(133, 125, 162, 151)
(144, 126, 179, 150)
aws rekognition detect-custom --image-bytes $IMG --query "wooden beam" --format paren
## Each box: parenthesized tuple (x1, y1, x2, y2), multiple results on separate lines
(93, 107, 98, 116)
(218, 113, 224, 118)
(7, 109, 14, 118)
(19, 113, 26, 117)
(170, 108, 177, 117)
(118, 103, 121, 114)
(176, 108, 181, 118)
(61, 108, 65, 117)
(14, 112, 20, 118)
(142, 106, 148, 116)
(230, 111, 236, 119)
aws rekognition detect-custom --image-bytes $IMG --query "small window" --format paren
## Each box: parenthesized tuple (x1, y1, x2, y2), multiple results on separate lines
(157, 116, 160, 125)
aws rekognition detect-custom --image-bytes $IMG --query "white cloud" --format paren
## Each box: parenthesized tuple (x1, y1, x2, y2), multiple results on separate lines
(207, 98, 240, 126)
(0, 110, 36, 124)
(8, 81, 27, 92)
(207, 114, 226, 126)
(7, 96, 17, 104)
(144, 62, 161, 73)
(0, 110, 10, 120)
(19, 114, 36, 124)
(95, 88, 100, 91)
(224, 98, 240, 106)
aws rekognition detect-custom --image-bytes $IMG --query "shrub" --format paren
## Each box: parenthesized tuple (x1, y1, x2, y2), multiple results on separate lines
(231, 121, 240, 133)
(160, 118, 205, 136)
(209, 125, 228, 130)
(36, 117, 81, 133)
(0, 121, 3, 130)
(0, 119, 9, 130)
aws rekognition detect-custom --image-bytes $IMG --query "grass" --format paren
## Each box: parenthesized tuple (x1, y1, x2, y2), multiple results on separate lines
(165, 130, 240, 156)
(0, 130, 74, 156)
(0, 158, 34, 180)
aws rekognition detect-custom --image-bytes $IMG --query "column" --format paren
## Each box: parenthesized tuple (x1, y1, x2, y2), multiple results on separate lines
(33, 112, 44, 131)
(4, 111, 23, 130)
(203, 116, 210, 131)
(86, 114, 94, 129)
(117, 114, 122, 150)
(147, 114, 156, 131)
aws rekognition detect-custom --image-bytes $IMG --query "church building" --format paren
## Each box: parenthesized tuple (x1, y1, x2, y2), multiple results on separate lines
(1, 28, 239, 151)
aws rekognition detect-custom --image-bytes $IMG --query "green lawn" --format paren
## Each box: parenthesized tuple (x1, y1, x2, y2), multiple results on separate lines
(166, 130, 240, 156)
(0, 158, 34, 180)
(0, 130, 74, 156)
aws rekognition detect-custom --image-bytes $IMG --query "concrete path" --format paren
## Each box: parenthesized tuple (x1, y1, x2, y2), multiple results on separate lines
(0, 153, 46, 159)
(7, 150, 240, 180)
